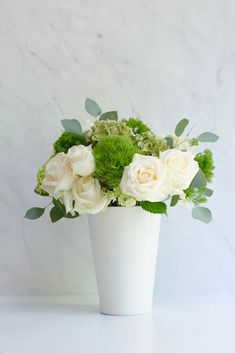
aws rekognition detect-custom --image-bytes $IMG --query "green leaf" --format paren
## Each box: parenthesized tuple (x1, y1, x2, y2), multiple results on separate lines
(99, 111, 118, 121)
(53, 198, 79, 218)
(85, 98, 102, 117)
(50, 206, 64, 223)
(64, 212, 79, 219)
(61, 119, 82, 134)
(197, 132, 219, 143)
(140, 201, 167, 215)
(190, 168, 207, 188)
(53, 198, 66, 214)
(203, 188, 213, 197)
(170, 195, 180, 207)
(165, 136, 174, 149)
(192, 206, 212, 223)
(34, 187, 49, 196)
(25, 207, 45, 220)
(175, 118, 189, 137)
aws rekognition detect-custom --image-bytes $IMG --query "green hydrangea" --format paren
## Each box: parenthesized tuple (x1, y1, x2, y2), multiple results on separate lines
(93, 135, 140, 188)
(195, 149, 214, 182)
(184, 187, 207, 205)
(88, 120, 134, 144)
(53, 131, 86, 154)
(117, 193, 136, 207)
(190, 138, 199, 146)
(107, 187, 137, 207)
(135, 131, 167, 156)
(124, 118, 151, 134)
(34, 163, 48, 196)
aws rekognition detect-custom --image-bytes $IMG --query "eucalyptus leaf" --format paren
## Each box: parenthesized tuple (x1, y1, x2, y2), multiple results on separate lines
(99, 111, 118, 121)
(165, 136, 174, 149)
(85, 98, 102, 117)
(25, 207, 45, 220)
(50, 206, 64, 223)
(140, 201, 167, 215)
(203, 188, 213, 197)
(190, 169, 207, 188)
(170, 195, 180, 207)
(197, 132, 219, 143)
(175, 118, 189, 137)
(192, 206, 212, 223)
(61, 119, 82, 134)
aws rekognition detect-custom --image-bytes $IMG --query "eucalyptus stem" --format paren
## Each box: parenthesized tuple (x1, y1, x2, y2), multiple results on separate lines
(44, 201, 53, 209)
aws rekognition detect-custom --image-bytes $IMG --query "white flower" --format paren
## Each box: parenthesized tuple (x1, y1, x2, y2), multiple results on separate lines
(60, 191, 74, 215)
(42, 153, 75, 214)
(67, 145, 95, 176)
(72, 176, 108, 215)
(160, 149, 199, 196)
(42, 153, 74, 198)
(120, 154, 170, 202)
(42, 146, 97, 215)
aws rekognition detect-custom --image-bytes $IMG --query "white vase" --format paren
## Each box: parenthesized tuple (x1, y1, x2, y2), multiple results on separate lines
(88, 206, 161, 316)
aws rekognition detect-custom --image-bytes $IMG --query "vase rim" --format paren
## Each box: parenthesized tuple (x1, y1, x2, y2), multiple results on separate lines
(107, 205, 140, 208)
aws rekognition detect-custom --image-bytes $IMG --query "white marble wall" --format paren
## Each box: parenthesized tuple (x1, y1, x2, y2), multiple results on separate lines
(0, 0, 235, 295)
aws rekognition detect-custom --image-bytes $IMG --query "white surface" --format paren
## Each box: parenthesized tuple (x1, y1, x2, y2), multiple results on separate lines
(0, 293, 234, 353)
(88, 207, 161, 315)
(0, 0, 235, 295)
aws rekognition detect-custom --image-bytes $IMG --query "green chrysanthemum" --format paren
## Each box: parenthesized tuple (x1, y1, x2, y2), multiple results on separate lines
(195, 149, 214, 182)
(93, 135, 140, 188)
(124, 118, 151, 134)
(53, 131, 86, 154)
(88, 120, 134, 144)
(135, 131, 167, 156)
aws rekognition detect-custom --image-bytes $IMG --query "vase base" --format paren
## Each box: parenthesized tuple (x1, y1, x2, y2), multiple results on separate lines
(100, 307, 152, 316)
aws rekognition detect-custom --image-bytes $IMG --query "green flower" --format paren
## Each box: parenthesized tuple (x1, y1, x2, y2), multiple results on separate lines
(124, 118, 151, 134)
(184, 186, 208, 205)
(190, 138, 199, 146)
(195, 149, 214, 182)
(34, 163, 48, 196)
(107, 187, 137, 207)
(135, 131, 167, 156)
(93, 135, 140, 188)
(88, 120, 134, 144)
(116, 193, 136, 207)
(53, 131, 86, 154)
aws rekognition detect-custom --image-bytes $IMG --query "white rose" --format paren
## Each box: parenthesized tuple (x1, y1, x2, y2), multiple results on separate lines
(60, 191, 74, 215)
(120, 154, 170, 202)
(67, 145, 95, 176)
(72, 176, 108, 215)
(160, 149, 199, 196)
(42, 153, 74, 198)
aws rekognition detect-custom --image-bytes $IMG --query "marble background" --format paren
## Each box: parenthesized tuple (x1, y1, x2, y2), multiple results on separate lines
(0, 0, 234, 295)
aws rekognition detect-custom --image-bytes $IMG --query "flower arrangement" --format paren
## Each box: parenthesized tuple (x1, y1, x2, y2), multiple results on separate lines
(25, 98, 219, 224)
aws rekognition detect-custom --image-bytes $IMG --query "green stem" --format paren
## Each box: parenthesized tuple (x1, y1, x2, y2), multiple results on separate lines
(44, 201, 53, 209)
